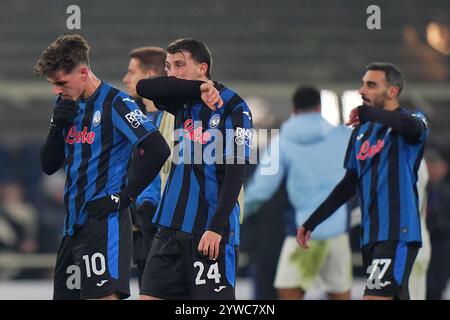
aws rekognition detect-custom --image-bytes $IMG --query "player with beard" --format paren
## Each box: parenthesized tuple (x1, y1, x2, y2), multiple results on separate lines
(298, 62, 429, 300)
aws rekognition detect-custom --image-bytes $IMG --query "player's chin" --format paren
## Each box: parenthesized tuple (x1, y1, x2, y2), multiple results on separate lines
(64, 94, 78, 101)
(127, 88, 135, 96)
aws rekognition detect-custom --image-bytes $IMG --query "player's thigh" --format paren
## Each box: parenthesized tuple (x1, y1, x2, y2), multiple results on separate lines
(363, 241, 419, 300)
(140, 227, 191, 299)
(319, 233, 352, 294)
(274, 237, 304, 290)
(188, 235, 238, 300)
(77, 210, 132, 300)
(274, 236, 328, 292)
(53, 235, 81, 300)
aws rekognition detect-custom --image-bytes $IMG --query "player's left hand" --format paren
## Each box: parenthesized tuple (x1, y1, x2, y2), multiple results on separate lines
(198, 230, 222, 260)
(346, 106, 360, 127)
(296, 226, 312, 249)
(86, 190, 131, 220)
(200, 81, 223, 111)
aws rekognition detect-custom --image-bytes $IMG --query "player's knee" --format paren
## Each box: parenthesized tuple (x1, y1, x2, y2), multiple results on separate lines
(277, 288, 305, 300)
(327, 291, 351, 300)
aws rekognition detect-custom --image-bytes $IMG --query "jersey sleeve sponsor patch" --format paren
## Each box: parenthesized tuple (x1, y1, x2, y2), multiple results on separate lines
(111, 95, 156, 144)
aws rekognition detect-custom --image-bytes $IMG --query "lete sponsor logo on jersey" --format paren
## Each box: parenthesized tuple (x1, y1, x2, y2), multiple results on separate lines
(125, 109, 149, 129)
(65, 126, 95, 144)
(184, 119, 211, 144)
(356, 139, 385, 160)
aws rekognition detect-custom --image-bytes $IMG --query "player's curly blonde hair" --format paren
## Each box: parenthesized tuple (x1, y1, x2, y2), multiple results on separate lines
(34, 34, 90, 77)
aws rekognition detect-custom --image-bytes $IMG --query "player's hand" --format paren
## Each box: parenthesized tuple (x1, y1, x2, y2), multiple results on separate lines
(296, 226, 312, 249)
(51, 97, 79, 128)
(198, 230, 222, 260)
(345, 106, 360, 127)
(200, 81, 223, 111)
(86, 190, 131, 220)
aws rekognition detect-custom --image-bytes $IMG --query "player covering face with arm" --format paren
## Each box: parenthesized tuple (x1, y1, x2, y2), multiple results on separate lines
(136, 39, 252, 300)
(137, 59, 243, 261)
(38, 43, 170, 216)
(35, 34, 170, 300)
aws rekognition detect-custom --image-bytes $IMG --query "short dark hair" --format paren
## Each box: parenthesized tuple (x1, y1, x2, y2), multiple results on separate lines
(34, 34, 90, 77)
(293, 86, 321, 112)
(129, 47, 166, 76)
(167, 38, 212, 79)
(365, 62, 404, 95)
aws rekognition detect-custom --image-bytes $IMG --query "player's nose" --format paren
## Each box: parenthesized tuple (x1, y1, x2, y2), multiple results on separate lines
(53, 85, 63, 96)
(358, 86, 366, 97)
(167, 69, 177, 78)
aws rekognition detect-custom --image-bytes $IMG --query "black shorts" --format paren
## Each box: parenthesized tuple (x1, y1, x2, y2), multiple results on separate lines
(53, 209, 132, 300)
(140, 227, 238, 300)
(132, 226, 157, 288)
(362, 241, 419, 300)
(132, 226, 157, 266)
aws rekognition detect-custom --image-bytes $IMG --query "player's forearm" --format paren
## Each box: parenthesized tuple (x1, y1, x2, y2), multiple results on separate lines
(358, 105, 425, 142)
(136, 76, 204, 108)
(303, 170, 357, 232)
(40, 126, 65, 175)
(136, 176, 161, 207)
(208, 164, 246, 234)
(125, 131, 171, 200)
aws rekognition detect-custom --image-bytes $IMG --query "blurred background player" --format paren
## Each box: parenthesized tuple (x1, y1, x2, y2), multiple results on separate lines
(424, 147, 450, 300)
(298, 62, 429, 300)
(137, 38, 254, 299)
(245, 86, 353, 300)
(34, 34, 170, 299)
(409, 159, 431, 300)
(122, 46, 174, 288)
(0, 181, 39, 279)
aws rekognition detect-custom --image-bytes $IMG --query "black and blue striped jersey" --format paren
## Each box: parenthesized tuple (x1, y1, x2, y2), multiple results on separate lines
(344, 108, 428, 245)
(152, 84, 254, 245)
(61, 82, 156, 235)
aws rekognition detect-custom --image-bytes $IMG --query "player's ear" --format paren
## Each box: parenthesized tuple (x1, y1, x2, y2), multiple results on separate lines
(79, 66, 89, 81)
(198, 62, 208, 78)
(388, 86, 400, 98)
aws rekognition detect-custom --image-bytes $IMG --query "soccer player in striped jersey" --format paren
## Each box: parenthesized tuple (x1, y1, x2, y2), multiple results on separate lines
(137, 38, 254, 300)
(122, 46, 174, 288)
(297, 62, 429, 300)
(34, 35, 170, 299)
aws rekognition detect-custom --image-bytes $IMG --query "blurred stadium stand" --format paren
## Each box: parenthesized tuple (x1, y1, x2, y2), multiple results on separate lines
(0, 0, 449, 82)
(1, 0, 449, 144)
